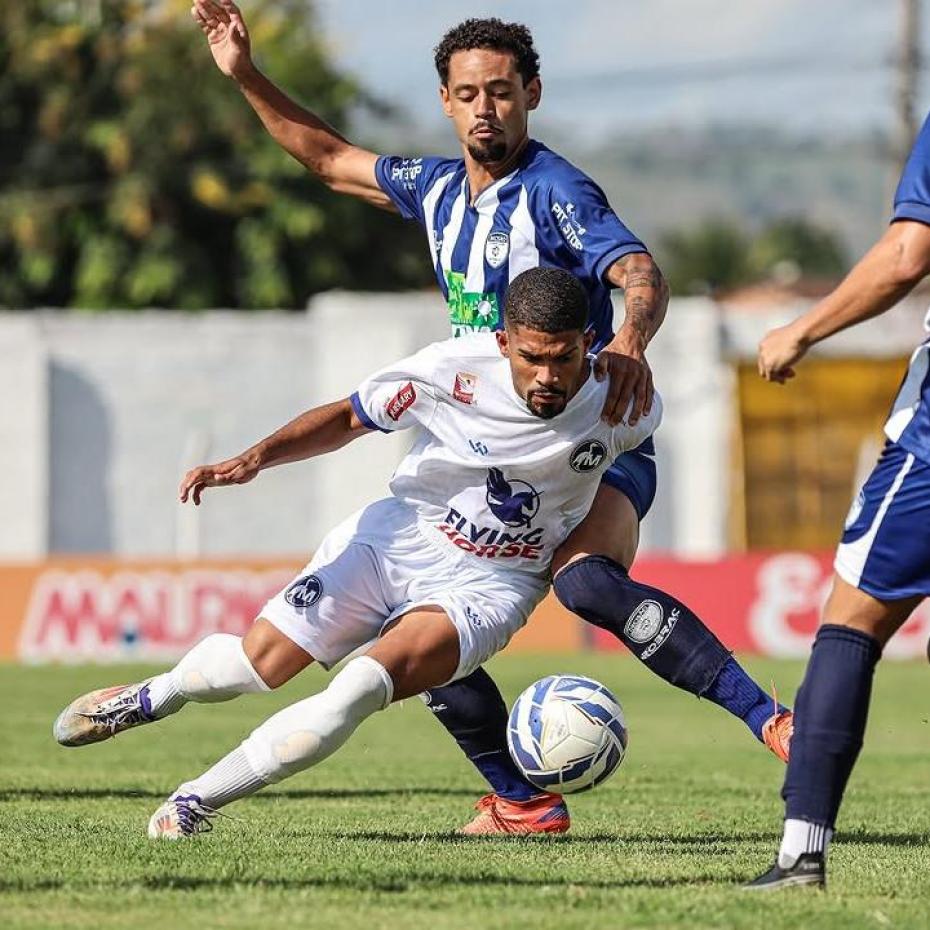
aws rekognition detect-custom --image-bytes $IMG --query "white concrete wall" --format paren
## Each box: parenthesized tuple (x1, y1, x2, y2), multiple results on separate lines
(2, 293, 864, 560)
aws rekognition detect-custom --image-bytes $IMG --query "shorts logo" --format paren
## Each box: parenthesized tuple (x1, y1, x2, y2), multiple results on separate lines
(453, 371, 477, 405)
(386, 382, 416, 421)
(486, 467, 541, 528)
(484, 231, 510, 269)
(570, 439, 608, 472)
(624, 599, 663, 643)
(464, 605, 484, 627)
(284, 575, 324, 609)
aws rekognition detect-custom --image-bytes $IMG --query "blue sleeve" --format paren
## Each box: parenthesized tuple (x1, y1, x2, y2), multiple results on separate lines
(375, 155, 457, 225)
(894, 113, 930, 226)
(545, 173, 648, 283)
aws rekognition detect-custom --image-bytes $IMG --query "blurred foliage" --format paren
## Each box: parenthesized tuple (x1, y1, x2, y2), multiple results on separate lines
(659, 215, 847, 296)
(0, 0, 433, 309)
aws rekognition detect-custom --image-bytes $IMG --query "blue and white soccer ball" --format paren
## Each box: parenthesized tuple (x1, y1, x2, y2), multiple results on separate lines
(507, 675, 627, 794)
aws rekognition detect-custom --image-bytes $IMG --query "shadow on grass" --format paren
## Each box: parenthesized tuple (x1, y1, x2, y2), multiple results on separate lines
(0, 873, 736, 894)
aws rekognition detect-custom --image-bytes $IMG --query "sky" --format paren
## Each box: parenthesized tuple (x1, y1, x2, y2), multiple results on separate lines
(312, 0, 930, 141)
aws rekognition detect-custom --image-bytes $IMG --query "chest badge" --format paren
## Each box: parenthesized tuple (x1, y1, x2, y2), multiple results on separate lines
(484, 231, 510, 269)
(453, 371, 478, 405)
(570, 439, 608, 472)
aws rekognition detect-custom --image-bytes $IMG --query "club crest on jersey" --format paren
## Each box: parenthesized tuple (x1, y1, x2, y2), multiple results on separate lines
(486, 467, 541, 528)
(570, 439, 608, 472)
(484, 231, 510, 269)
(386, 381, 416, 421)
(285, 575, 324, 609)
(453, 371, 477, 405)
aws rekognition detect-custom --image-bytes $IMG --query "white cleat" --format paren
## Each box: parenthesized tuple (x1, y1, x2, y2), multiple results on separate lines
(147, 794, 218, 840)
(53, 681, 155, 747)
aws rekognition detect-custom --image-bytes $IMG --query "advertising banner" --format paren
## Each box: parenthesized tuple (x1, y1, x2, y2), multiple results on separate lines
(2, 553, 928, 662)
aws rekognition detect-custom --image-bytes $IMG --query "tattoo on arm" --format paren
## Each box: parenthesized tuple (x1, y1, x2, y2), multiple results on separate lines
(624, 268, 663, 290)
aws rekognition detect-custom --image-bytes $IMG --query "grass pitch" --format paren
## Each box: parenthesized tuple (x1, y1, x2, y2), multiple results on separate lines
(2, 654, 928, 930)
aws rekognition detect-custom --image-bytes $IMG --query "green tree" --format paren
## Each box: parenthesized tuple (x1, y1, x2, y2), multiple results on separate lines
(659, 216, 848, 296)
(0, 0, 433, 309)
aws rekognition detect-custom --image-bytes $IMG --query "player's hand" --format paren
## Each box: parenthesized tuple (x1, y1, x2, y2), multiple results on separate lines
(594, 335, 653, 426)
(758, 322, 809, 384)
(191, 0, 252, 80)
(179, 453, 260, 505)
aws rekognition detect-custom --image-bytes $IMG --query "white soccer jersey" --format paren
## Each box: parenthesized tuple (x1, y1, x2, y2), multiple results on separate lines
(350, 333, 662, 577)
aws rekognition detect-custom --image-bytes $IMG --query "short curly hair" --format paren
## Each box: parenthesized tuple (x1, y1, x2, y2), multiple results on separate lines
(505, 268, 589, 334)
(434, 18, 540, 87)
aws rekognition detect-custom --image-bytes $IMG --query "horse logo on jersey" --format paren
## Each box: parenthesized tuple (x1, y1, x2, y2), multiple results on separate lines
(484, 231, 510, 269)
(485, 467, 541, 528)
(570, 439, 608, 473)
(284, 575, 324, 609)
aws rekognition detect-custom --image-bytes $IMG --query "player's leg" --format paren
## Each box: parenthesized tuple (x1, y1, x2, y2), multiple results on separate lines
(747, 440, 930, 889)
(745, 578, 919, 890)
(53, 619, 311, 747)
(552, 471, 791, 756)
(148, 607, 461, 838)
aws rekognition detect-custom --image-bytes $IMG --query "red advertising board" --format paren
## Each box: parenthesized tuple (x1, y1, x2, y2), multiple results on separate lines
(1, 553, 928, 662)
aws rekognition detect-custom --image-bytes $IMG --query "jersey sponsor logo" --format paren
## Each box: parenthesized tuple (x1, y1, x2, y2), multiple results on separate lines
(486, 467, 541, 528)
(386, 381, 417, 421)
(445, 270, 500, 336)
(552, 201, 587, 251)
(453, 371, 477, 405)
(436, 506, 545, 561)
(484, 231, 510, 269)
(624, 599, 663, 643)
(390, 158, 423, 189)
(570, 439, 608, 472)
(284, 574, 324, 609)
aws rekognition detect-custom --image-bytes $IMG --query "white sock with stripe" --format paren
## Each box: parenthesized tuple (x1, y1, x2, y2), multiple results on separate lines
(778, 818, 833, 868)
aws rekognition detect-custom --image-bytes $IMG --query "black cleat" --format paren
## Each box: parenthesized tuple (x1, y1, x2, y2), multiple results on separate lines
(743, 853, 826, 891)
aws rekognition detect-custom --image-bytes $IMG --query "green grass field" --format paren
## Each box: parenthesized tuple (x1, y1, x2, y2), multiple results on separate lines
(2, 654, 928, 930)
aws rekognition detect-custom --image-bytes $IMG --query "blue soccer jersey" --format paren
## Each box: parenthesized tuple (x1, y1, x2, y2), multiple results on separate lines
(375, 140, 647, 351)
(888, 113, 930, 464)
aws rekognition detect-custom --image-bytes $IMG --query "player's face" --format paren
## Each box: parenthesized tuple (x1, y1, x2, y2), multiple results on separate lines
(497, 325, 594, 419)
(440, 49, 541, 165)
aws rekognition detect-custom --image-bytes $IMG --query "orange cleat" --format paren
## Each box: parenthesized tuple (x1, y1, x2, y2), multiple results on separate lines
(459, 792, 570, 835)
(761, 685, 794, 762)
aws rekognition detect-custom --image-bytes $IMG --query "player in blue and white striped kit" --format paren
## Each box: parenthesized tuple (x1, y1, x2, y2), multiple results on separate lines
(749, 113, 930, 890)
(193, 4, 792, 833)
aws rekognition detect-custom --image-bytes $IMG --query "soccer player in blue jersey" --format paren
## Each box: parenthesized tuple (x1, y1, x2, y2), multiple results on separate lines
(747, 115, 930, 889)
(192, 3, 793, 833)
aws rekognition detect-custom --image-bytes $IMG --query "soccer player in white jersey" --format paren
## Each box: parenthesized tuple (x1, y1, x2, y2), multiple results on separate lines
(53, 269, 661, 838)
(187, 4, 792, 834)
(746, 113, 930, 890)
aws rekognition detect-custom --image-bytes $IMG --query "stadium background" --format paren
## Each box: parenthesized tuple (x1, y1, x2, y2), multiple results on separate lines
(3, 0, 930, 662)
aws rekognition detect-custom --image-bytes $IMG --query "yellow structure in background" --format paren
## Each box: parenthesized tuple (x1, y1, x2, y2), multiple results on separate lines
(733, 357, 910, 550)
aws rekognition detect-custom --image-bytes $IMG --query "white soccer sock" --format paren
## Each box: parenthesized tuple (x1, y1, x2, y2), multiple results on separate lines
(146, 633, 270, 718)
(778, 818, 833, 868)
(174, 656, 393, 810)
(242, 655, 393, 785)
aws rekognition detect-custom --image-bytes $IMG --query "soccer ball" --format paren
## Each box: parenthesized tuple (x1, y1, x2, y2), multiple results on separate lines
(507, 674, 627, 794)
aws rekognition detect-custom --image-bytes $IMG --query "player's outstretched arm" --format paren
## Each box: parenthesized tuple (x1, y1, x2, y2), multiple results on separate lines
(595, 253, 669, 427)
(758, 219, 930, 383)
(179, 398, 371, 505)
(191, 0, 393, 209)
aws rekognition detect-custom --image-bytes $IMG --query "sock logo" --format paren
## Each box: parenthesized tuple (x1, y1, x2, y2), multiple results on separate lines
(624, 599, 664, 643)
(640, 608, 680, 660)
(284, 575, 324, 609)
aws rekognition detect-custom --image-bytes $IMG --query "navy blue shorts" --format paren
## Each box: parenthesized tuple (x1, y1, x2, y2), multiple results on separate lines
(835, 439, 930, 599)
(599, 435, 657, 520)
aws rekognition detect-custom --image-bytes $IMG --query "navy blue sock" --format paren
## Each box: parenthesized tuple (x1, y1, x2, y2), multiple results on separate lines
(783, 624, 882, 827)
(702, 657, 787, 741)
(423, 668, 541, 802)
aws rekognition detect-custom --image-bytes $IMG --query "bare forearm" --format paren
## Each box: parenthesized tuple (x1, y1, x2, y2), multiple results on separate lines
(794, 224, 930, 348)
(607, 253, 669, 351)
(234, 63, 350, 178)
(247, 399, 364, 471)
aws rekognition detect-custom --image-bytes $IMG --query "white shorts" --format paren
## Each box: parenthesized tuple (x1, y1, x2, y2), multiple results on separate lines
(260, 497, 547, 683)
